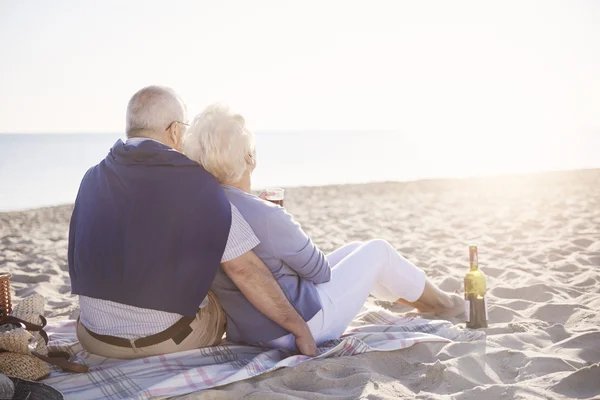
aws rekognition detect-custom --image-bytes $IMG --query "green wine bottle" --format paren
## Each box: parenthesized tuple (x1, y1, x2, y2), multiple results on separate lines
(464, 244, 488, 328)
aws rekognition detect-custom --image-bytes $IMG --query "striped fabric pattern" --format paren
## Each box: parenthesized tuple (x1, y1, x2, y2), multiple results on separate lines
(78, 204, 260, 339)
(42, 309, 485, 400)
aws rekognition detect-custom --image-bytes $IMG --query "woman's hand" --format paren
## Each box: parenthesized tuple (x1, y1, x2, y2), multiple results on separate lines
(222, 250, 318, 356)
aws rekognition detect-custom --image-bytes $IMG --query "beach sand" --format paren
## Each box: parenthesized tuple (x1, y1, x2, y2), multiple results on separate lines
(1, 169, 599, 399)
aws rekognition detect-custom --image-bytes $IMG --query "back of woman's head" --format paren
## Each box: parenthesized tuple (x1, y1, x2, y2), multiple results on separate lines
(183, 104, 256, 184)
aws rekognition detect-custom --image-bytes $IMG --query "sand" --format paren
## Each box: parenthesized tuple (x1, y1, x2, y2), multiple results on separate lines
(1, 168, 600, 399)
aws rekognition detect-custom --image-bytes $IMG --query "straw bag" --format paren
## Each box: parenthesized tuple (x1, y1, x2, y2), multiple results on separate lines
(0, 294, 88, 381)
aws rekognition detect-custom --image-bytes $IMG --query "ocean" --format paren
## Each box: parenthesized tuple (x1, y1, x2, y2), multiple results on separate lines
(1, 131, 599, 212)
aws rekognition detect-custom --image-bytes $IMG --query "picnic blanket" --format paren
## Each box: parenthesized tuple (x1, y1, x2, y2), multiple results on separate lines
(42, 307, 485, 400)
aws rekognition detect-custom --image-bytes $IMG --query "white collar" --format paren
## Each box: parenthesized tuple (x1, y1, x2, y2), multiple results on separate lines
(125, 137, 165, 146)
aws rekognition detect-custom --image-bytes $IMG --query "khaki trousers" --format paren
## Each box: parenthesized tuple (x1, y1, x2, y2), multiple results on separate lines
(77, 291, 227, 359)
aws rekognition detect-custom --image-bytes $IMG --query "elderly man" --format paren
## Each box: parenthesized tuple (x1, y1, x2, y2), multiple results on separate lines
(68, 86, 317, 359)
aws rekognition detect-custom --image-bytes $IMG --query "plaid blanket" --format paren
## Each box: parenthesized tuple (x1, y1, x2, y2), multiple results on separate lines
(42, 307, 484, 400)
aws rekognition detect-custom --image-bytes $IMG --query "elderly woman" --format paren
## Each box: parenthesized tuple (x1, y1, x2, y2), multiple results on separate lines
(183, 105, 464, 350)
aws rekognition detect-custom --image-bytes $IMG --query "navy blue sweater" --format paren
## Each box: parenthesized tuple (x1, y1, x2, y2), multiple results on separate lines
(68, 139, 231, 317)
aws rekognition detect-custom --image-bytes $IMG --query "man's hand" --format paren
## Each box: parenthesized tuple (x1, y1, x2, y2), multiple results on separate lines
(222, 250, 319, 356)
(294, 329, 318, 357)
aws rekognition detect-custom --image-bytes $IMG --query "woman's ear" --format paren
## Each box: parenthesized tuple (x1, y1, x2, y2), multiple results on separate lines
(245, 152, 256, 167)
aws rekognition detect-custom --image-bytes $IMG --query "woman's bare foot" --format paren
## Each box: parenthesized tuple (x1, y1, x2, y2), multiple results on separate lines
(397, 281, 465, 318)
(396, 298, 434, 313)
(434, 292, 465, 318)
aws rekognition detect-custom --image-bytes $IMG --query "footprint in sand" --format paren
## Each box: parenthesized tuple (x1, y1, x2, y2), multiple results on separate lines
(10, 272, 51, 284)
(492, 285, 555, 303)
(572, 238, 595, 248)
(532, 303, 590, 325)
(551, 364, 600, 399)
(488, 304, 523, 323)
(548, 332, 600, 363)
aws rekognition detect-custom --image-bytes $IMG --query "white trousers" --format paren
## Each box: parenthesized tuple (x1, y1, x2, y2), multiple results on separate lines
(264, 239, 427, 350)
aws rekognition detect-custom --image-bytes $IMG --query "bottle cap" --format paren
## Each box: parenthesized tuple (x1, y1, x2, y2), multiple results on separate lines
(469, 244, 478, 267)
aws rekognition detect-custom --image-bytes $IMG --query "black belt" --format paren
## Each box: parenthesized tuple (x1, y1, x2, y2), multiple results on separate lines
(80, 316, 195, 348)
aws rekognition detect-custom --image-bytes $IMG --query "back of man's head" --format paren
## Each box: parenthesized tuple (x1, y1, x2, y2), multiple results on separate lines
(126, 86, 186, 139)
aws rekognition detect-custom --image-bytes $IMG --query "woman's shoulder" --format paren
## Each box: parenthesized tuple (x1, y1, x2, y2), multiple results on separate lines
(221, 186, 280, 221)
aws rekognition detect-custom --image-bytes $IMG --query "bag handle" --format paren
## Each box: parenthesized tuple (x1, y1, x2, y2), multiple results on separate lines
(1, 315, 88, 373)
(0, 315, 47, 331)
(32, 351, 89, 374)
(0, 315, 49, 344)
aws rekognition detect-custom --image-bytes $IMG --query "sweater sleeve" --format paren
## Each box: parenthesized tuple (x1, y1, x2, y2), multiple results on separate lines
(265, 206, 331, 284)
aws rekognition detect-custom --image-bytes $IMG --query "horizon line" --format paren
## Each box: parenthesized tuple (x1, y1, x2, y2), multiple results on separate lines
(1, 128, 599, 136)
(0, 129, 410, 135)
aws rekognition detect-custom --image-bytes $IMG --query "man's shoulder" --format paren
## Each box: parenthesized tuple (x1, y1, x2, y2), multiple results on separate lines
(76, 161, 105, 193)
(76, 157, 229, 217)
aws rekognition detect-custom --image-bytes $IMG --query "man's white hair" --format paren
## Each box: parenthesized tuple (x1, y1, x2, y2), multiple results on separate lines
(183, 104, 256, 183)
(126, 85, 186, 138)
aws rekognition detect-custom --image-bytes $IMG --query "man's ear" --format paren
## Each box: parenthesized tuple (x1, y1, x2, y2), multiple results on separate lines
(169, 123, 179, 144)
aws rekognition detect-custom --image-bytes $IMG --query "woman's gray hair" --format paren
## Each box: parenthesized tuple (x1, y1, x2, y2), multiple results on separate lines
(126, 86, 186, 138)
(183, 104, 256, 184)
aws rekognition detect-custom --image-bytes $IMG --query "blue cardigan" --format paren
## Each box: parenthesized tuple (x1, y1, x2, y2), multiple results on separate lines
(68, 139, 231, 317)
(211, 185, 331, 344)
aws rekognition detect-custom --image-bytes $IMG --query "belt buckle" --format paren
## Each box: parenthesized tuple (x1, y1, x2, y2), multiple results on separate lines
(172, 324, 193, 345)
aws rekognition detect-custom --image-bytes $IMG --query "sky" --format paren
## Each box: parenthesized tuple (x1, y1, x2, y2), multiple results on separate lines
(0, 0, 599, 135)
